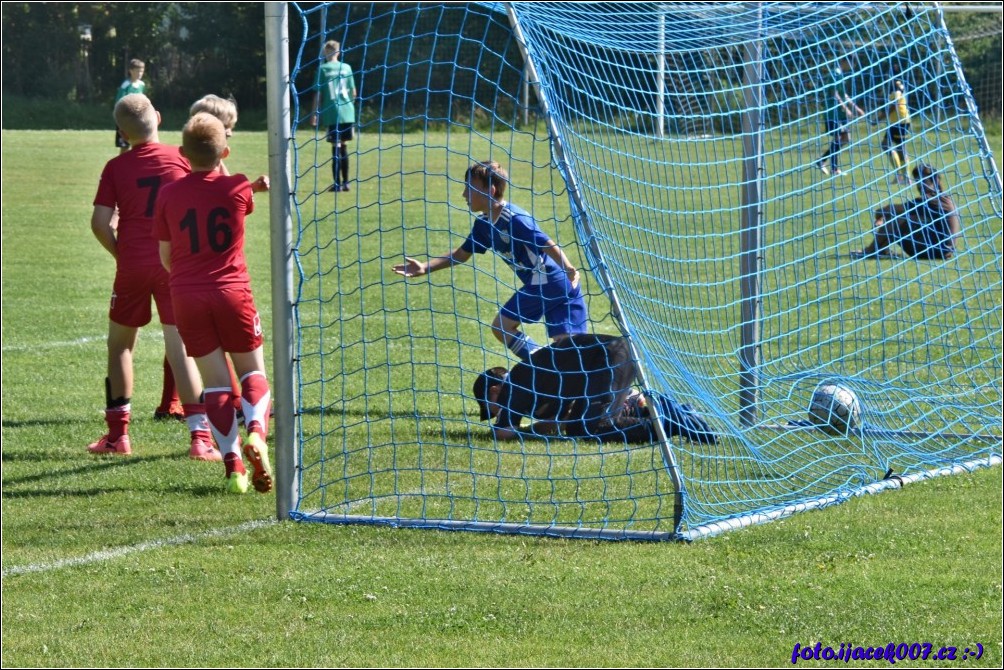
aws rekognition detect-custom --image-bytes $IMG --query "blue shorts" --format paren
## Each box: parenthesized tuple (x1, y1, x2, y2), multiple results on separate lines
(500, 281, 588, 338)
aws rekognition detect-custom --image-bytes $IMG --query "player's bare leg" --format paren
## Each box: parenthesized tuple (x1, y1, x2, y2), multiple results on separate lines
(491, 313, 541, 363)
(229, 347, 273, 493)
(163, 325, 219, 462)
(87, 321, 138, 455)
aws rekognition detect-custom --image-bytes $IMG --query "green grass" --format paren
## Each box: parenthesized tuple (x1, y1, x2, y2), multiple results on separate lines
(0, 95, 270, 132)
(288, 121, 1002, 532)
(2, 129, 1002, 667)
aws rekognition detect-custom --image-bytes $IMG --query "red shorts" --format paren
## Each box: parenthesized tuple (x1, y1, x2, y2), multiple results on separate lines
(109, 264, 175, 327)
(172, 285, 263, 358)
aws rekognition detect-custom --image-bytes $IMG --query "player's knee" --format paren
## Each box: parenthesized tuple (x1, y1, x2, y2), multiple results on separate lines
(489, 318, 508, 342)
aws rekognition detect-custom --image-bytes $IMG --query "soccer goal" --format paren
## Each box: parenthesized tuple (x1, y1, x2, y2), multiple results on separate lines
(265, 2, 1002, 541)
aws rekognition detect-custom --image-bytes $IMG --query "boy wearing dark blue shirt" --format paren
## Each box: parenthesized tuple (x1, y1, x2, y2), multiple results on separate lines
(393, 160, 588, 361)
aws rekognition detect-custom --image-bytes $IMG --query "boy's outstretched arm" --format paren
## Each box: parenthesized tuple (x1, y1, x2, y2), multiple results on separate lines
(91, 205, 118, 259)
(393, 247, 471, 277)
(250, 175, 270, 193)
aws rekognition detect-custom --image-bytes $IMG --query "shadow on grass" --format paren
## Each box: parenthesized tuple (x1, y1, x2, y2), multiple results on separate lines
(3, 485, 150, 499)
(2, 481, 226, 499)
(2, 417, 96, 429)
(1, 452, 180, 484)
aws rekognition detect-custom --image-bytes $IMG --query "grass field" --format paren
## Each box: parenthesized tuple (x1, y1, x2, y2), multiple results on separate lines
(288, 120, 1002, 533)
(2, 128, 1001, 667)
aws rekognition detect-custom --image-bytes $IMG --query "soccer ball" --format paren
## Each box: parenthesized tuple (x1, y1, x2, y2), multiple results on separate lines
(808, 382, 862, 435)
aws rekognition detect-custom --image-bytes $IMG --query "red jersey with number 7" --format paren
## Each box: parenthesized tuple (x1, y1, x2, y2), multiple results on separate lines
(94, 142, 190, 268)
(153, 170, 255, 292)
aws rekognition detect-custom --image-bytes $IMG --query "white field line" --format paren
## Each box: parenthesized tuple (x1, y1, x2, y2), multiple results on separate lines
(1, 335, 106, 352)
(2, 490, 418, 577)
(2, 518, 276, 577)
(2, 331, 165, 353)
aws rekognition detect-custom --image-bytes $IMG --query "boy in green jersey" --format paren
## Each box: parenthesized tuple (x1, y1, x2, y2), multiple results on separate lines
(114, 59, 146, 154)
(311, 40, 357, 191)
(816, 61, 865, 176)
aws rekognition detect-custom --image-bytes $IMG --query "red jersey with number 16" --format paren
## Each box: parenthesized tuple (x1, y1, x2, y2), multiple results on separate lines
(94, 142, 190, 269)
(154, 170, 255, 293)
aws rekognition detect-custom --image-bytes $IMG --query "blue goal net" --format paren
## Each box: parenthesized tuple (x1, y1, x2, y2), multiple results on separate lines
(273, 2, 1002, 540)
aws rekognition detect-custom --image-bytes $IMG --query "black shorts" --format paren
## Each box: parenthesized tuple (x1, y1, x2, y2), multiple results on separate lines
(886, 123, 910, 147)
(114, 127, 129, 149)
(897, 226, 952, 260)
(825, 118, 849, 140)
(325, 124, 355, 143)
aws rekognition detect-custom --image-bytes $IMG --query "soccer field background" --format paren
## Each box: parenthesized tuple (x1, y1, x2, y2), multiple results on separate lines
(1, 129, 1001, 667)
(290, 118, 1002, 535)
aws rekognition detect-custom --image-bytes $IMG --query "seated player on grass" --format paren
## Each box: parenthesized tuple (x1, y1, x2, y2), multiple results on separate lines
(851, 163, 961, 261)
(473, 333, 717, 444)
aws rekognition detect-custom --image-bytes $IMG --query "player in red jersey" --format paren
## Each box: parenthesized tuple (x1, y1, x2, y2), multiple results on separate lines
(156, 94, 249, 421)
(87, 94, 218, 461)
(155, 112, 272, 494)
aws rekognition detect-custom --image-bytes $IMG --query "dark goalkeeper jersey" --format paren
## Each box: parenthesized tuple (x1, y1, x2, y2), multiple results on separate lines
(493, 333, 637, 431)
(492, 333, 718, 445)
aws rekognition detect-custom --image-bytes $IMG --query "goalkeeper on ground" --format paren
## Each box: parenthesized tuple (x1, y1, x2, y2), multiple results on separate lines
(472, 333, 716, 444)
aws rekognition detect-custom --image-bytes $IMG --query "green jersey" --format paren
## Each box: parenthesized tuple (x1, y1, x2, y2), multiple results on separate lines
(317, 60, 356, 126)
(115, 78, 146, 103)
(823, 68, 848, 125)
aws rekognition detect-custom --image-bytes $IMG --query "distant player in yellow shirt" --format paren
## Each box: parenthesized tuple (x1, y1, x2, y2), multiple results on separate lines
(881, 80, 911, 184)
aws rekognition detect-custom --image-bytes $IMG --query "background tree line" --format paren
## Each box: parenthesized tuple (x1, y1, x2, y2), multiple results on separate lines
(2, 3, 270, 110)
(1, 2, 999, 130)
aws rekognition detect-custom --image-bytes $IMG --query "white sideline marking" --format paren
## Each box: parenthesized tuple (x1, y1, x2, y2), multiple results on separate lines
(1, 335, 105, 352)
(2, 518, 276, 577)
(2, 331, 164, 353)
(3, 494, 395, 577)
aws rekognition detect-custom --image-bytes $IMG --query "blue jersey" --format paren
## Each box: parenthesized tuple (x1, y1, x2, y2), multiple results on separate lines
(461, 202, 564, 287)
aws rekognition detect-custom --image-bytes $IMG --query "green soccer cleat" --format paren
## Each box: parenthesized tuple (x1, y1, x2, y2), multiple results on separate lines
(226, 471, 249, 494)
(242, 433, 273, 494)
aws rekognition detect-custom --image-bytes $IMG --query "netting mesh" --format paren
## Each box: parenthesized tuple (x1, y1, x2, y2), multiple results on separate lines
(284, 2, 1002, 539)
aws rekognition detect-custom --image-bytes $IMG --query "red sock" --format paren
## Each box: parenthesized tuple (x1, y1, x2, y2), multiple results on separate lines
(224, 452, 246, 476)
(240, 372, 271, 439)
(204, 389, 239, 455)
(105, 406, 130, 441)
(182, 403, 211, 439)
(158, 356, 179, 411)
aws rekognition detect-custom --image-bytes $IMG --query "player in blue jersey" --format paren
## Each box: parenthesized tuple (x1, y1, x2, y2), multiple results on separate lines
(393, 160, 588, 362)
